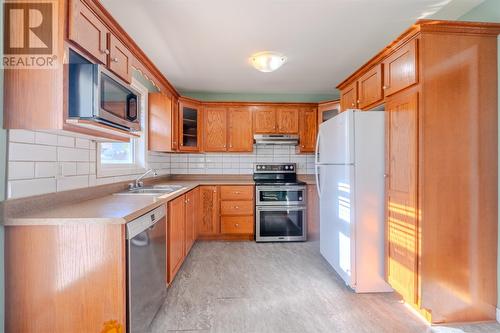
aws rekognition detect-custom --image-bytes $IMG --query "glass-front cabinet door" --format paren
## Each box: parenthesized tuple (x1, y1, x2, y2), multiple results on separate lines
(178, 99, 201, 151)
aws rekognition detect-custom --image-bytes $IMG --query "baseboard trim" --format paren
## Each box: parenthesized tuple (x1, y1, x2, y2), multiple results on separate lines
(496, 307, 500, 323)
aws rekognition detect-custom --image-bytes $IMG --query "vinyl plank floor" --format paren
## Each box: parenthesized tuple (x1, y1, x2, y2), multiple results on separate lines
(150, 241, 500, 333)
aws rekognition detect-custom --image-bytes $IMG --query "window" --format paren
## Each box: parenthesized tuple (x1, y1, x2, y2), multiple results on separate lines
(97, 78, 148, 178)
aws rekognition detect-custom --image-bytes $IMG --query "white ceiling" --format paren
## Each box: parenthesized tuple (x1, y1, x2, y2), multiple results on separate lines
(100, 0, 484, 95)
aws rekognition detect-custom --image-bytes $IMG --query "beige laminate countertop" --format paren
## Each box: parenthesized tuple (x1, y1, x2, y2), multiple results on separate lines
(3, 176, 315, 226)
(3, 178, 254, 226)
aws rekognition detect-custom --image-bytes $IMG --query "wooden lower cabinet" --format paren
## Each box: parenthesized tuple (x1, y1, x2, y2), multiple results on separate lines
(167, 195, 186, 284)
(185, 188, 198, 254)
(221, 216, 254, 234)
(307, 185, 319, 241)
(385, 90, 419, 306)
(5, 224, 127, 333)
(197, 186, 219, 236)
(219, 186, 254, 240)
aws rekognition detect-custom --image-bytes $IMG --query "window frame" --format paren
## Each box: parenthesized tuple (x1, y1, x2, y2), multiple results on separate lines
(96, 77, 148, 178)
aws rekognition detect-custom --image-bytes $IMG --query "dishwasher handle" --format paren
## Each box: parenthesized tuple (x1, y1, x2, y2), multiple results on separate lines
(126, 205, 166, 239)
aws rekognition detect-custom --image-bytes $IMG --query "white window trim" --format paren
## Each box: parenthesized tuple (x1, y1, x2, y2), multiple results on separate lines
(96, 77, 149, 178)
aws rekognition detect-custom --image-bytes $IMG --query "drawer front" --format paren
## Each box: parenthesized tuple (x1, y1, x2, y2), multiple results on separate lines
(220, 200, 254, 215)
(221, 216, 254, 234)
(220, 186, 254, 201)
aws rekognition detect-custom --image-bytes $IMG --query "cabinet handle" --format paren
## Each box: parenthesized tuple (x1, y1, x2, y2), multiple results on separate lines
(235, 224, 239, 228)
(351, 103, 355, 107)
(100, 49, 109, 55)
(112, 57, 118, 62)
(234, 206, 239, 209)
(383, 86, 387, 90)
(233, 191, 240, 194)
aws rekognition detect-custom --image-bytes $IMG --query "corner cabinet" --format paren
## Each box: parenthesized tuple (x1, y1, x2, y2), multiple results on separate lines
(318, 100, 340, 125)
(179, 99, 202, 152)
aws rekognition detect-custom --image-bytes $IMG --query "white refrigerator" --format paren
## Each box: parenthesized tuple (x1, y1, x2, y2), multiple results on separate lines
(315, 109, 392, 293)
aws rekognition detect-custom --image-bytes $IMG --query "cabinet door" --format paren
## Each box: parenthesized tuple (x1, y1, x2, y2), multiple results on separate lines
(253, 108, 276, 133)
(109, 34, 133, 83)
(197, 186, 219, 235)
(298, 108, 317, 153)
(168, 195, 186, 283)
(385, 90, 419, 305)
(172, 99, 179, 151)
(340, 82, 357, 111)
(68, 0, 109, 64)
(276, 108, 299, 133)
(383, 39, 418, 97)
(228, 108, 253, 152)
(204, 107, 227, 152)
(318, 100, 340, 125)
(179, 101, 201, 151)
(148, 93, 175, 152)
(185, 189, 197, 254)
(358, 64, 383, 109)
(307, 185, 319, 241)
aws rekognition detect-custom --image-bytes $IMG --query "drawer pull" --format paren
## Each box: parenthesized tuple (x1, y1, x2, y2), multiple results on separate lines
(233, 191, 240, 194)
(235, 224, 239, 227)
(234, 206, 239, 209)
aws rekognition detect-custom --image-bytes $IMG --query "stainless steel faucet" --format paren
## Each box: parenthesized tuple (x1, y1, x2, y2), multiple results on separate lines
(130, 168, 158, 189)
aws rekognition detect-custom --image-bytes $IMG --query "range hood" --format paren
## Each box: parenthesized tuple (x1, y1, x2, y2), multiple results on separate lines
(254, 134, 299, 146)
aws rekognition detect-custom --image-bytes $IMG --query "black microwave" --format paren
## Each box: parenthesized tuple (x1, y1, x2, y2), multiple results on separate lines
(68, 50, 141, 131)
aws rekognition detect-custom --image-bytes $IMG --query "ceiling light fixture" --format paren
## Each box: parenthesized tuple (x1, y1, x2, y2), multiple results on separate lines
(250, 51, 287, 73)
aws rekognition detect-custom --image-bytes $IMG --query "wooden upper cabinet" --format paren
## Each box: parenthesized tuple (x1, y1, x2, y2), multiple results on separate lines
(383, 39, 418, 96)
(228, 108, 253, 152)
(340, 81, 357, 111)
(197, 186, 219, 236)
(318, 100, 340, 125)
(108, 34, 133, 83)
(204, 107, 227, 152)
(148, 93, 177, 152)
(68, 0, 109, 64)
(168, 197, 185, 283)
(179, 100, 202, 152)
(358, 64, 383, 109)
(299, 108, 317, 153)
(276, 108, 299, 133)
(253, 108, 277, 133)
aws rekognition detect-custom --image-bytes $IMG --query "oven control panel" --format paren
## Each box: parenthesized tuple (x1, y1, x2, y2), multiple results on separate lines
(254, 163, 296, 173)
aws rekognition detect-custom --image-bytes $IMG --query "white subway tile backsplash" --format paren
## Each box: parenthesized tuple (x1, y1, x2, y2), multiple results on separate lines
(75, 138, 90, 149)
(34, 132, 57, 146)
(58, 147, 89, 162)
(9, 142, 57, 161)
(9, 130, 35, 143)
(61, 162, 77, 176)
(57, 136, 75, 147)
(35, 162, 58, 178)
(8, 162, 35, 180)
(57, 175, 89, 192)
(8, 178, 56, 198)
(7, 129, 313, 199)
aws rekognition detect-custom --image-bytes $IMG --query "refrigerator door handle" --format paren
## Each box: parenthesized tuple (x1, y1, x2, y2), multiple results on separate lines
(315, 129, 321, 165)
(315, 164, 322, 199)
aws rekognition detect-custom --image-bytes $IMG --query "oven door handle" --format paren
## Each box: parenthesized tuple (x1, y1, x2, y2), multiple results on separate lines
(256, 206, 307, 212)
(256, 186, 307, 191)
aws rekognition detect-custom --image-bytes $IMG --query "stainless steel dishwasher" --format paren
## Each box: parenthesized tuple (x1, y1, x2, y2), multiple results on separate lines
(127, 205, 167, 333)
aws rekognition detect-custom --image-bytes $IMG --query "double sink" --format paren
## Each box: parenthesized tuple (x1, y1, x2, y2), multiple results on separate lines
(115, 184, 186, 196)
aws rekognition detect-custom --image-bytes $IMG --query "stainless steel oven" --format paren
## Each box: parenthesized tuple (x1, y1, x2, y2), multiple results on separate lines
(254, 163, 307, 242)
(256, 185, 306, 206)
(256, 205, 307, 242)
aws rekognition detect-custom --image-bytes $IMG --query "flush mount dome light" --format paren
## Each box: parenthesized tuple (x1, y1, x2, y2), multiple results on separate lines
(250, 51, 287, 72)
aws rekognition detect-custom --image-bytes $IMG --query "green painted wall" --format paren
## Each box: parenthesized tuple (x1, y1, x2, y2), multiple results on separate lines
(179, 91, 338, 103)
(132, 70, 160, 93)
(458, 0, 500, 310)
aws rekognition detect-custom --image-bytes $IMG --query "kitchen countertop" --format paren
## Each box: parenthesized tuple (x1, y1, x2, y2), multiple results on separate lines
(3, 175, 315, 226)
